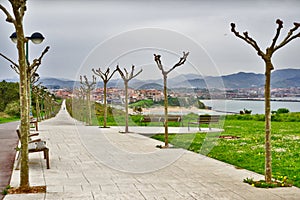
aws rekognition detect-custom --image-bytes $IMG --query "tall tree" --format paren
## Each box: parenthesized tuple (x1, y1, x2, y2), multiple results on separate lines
(116, 65, 142, 133)
(80, 75, 96, 125)
(32, 81, 43, 122)
(154, 52, 189, 147)
(0, 1, 49, 189)
(92, 67, 117, 128)
(231, 19, 300, 183)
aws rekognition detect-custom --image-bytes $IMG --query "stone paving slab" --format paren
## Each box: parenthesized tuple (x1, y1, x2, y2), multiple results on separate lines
(4, 102, 300, 199)
(0, 121, 19, 200)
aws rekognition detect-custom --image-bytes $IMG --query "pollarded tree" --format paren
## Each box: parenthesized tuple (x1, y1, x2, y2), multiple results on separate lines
(92, 67, 117, 128)
(31, 74, 40, 120)
(80, 75, 96, 125)
(116, 65, 142, 133)
(154, 52, 189, 148)
(231, 19, 300, 183)
(0, 1, 49, 189)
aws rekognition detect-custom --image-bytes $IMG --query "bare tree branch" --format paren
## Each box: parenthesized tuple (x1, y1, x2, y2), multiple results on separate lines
(124, 68, 129, 78)
(93, 67, 117, 82)
(29, 46, 50, 71)
(274, 21, 300, 51)
(30, 73, 40, 85)
(167, 51, 189, 74)
(92, 68, 104, 80)
(0, 4, 15, 24)
(231, 23, 265, 57)
(107, 68, 117, 81)
(154, 52, 189, 75)
(10, 64, 19, 74)
(270, 19, 283, 50)
(116, 65, 125, 80)
(129, 65, 143, 81)
(116, 65, 142, 81)
(0, 52, 19, 68)
(154, 54, 163, 71)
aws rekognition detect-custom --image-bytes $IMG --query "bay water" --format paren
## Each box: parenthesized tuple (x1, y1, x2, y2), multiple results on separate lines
(202, 99, 300, 114)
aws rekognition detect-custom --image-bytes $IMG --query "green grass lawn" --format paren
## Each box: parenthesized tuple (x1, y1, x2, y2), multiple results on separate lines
(0, 112, 19, 124)
(152, 119, 300, 188)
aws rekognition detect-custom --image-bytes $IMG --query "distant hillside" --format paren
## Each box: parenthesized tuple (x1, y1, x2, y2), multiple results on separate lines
(38, 78, 76, 89)
(271, 68, 300, 88)
(3, 68, 300, 89)
(132, 68, 300, 89)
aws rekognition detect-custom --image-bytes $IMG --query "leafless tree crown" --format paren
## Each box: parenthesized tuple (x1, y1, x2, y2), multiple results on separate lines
(154, 51, 189, 75)
(231, 19, 300, 69)
(92, 67, 117, 82)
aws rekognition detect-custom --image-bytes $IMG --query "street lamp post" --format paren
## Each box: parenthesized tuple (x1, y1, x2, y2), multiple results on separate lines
(9, 32, 45, 117)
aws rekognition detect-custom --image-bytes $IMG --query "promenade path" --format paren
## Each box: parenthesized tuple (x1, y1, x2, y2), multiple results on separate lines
(4, 103, 300, 199)
(0, 121, 19, 200)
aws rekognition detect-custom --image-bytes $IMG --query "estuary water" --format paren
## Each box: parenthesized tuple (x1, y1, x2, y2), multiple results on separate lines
(202, 99, 300, 114)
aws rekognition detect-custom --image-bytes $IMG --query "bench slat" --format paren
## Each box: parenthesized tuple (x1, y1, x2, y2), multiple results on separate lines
(188, 115, 221, 131)
(141, 115, 182, 125)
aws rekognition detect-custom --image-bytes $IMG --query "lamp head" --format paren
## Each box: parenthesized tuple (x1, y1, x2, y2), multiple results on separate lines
(29, 32, 45, 44)
(10, 32, 45, 44)
(9, 32, 17, 43)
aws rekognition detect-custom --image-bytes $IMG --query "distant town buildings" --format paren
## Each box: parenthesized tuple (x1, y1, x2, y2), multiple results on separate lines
(52, 85, 300, 104)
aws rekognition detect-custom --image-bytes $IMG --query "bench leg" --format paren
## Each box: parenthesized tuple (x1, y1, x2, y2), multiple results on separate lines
(44, 148, 50, 169)
(15, 151, 21, 170)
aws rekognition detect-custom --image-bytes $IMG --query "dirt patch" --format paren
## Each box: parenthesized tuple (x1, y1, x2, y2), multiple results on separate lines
(8, 186, 46, 194)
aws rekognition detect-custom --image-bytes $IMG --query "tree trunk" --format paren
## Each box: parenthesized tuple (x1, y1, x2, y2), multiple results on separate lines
(264, 61, 272, 183)
(87, 91, 92, 125)
(163, 75, 169, 147)
(124, 81, 129, 133)
(15, 30, 30, 188)
(36, 96, 40, 122)
(103, 82, 108, 127)
(27, 73, 31, 118)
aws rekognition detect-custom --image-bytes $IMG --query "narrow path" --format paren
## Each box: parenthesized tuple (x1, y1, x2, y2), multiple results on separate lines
(0, 121, 19, 200)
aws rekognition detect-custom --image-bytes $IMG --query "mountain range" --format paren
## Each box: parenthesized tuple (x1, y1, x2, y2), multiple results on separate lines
(4, 68, 300, 90)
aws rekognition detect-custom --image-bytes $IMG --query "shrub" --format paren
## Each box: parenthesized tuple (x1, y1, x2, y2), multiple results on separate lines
(276, 108, 289, 114)
(4, 100, 20, 117)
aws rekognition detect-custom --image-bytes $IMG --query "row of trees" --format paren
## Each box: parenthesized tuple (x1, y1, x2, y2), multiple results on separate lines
(0, 1, 50, 190)
(78, 52, 188, 138)
(78, 65, 143, 132)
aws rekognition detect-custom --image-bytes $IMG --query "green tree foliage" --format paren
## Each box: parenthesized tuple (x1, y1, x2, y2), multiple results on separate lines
(0, 81, 19, 112)
(4, 100, 20, 117)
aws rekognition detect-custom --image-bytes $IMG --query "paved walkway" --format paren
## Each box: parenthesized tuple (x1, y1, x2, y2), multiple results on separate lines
(4, 103, 300, 199)
(0, 121, 19, 200)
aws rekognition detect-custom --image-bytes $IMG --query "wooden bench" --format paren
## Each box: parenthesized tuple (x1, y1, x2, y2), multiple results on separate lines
(140, 115, 182, 126)
(30, 118, 38, 131)
(188, 115, 221, 131)
(15, 127, 50, 169)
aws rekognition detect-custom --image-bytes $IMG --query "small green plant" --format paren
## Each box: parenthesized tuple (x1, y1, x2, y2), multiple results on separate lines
(1, 185, 11, 195)
(243, 177, 292, 188)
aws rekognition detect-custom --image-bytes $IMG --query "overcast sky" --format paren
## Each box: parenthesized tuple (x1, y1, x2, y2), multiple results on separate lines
(0, 0, 300, 81)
